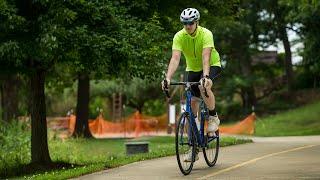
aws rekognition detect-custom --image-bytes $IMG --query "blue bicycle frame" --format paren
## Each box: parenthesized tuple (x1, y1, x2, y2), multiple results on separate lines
(185, 88, 206, 147)
(165, 81, 220, 174)
(179, 82, 217, 148)
(165, 81, 218, 148)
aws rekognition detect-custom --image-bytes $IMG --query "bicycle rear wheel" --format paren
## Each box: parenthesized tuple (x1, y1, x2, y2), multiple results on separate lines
(175, 113, 196, 175)
(203, 130, 219, 167)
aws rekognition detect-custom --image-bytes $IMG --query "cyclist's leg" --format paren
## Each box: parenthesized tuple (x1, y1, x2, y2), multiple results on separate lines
(191, 98, 199, 118)
(199, 78, 215, 110)
(199, 66, 222, 134)
(185, 71, 202, 117)
(199, 66, 222, 111)
(184, 71, 202, 162)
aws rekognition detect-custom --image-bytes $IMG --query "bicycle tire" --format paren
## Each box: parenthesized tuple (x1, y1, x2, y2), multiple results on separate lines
(175, 112, 196, 175)
(203, 129, 219, 167)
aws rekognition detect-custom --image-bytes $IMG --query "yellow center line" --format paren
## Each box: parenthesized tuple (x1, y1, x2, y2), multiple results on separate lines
(198, 144, 318, 180)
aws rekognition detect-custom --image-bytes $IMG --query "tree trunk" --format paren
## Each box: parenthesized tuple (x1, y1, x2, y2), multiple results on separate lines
(240, 87, 256, 114)
(137, 106, 143, 114)
(0, 74, 20, 123)
(127, 100, 144, 115)
(239, 53, 257, 114)
(274, 0, 294, 92)
(280, 27, 294, 92)
(73, 73, 92, 138)
(30, 69, 51, 164)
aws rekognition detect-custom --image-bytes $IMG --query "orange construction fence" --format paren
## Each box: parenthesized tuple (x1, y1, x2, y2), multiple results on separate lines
(48, 112, 256, 138)
(220, 113, 256, 135)
(67, 111, 168, 137)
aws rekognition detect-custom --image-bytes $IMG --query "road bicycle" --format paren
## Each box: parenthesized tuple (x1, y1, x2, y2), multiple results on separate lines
(164, 81, 219, 175)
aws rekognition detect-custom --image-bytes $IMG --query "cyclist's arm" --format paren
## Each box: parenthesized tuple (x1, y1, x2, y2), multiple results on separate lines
(166, 50, 181, 80)
(202, 47, 212, 76)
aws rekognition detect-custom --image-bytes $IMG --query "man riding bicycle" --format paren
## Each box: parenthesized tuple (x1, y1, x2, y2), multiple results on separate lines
(161, 8, 222, 162)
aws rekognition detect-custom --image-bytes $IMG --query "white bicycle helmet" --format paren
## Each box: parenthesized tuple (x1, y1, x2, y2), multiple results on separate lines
(180, 8, 200, 23)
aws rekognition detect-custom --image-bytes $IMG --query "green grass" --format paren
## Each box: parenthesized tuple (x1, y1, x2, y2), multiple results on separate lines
(3, 136, 252, 179)
(255, 101, 320, 136)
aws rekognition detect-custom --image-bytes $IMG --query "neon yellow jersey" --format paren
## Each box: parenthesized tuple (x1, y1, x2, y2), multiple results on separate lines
(172, 26, 221, 72)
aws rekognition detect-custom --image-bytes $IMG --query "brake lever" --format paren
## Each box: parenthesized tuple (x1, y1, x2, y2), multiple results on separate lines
(163, 80, 170, 98)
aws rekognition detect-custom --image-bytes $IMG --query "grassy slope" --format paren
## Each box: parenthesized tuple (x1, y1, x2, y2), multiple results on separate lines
(255, 101, 320, 136)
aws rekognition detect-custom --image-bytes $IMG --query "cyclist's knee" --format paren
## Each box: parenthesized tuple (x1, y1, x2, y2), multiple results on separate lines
(206, 79, 213, 89)
(191, 97, 201, 104)
(198, 80, 212, 92)
(198, 85, 204, 92)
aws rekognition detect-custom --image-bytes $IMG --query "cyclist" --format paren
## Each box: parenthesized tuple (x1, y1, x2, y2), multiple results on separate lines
(161, 8, 222, 162)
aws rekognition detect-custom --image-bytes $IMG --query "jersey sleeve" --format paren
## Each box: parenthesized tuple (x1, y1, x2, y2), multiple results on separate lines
(172, 34, 182, 51)
(203, 31, 215, 49)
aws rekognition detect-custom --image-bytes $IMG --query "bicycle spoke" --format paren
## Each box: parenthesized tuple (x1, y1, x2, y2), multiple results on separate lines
(176, 114, 195, 175)
(203, 130, 219, 167)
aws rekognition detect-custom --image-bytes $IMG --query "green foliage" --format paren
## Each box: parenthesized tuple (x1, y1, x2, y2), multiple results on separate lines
(255, 101, 320, 136)
(143, 99, 166, 116)
(56, 0, 120, 74)
(219, 136, 253, 146)
(0, 120, 251, 179)
(257, 95, 296, 114)
(88, 96, 108, 119)
(20, 136, 250, 179)
(116, 13, 171, 79)
(0, 120, 31, 178)
(293, 66, 319, 89)
(217, 100, 243, 122)
(255, 88, 320, 117)
(0, 0, 170, 84)
(46, 78, 166, 118)
(287, 0, 320, 79)
(91, 78, 163, 113)
(46, 86, 77, 116)
(90, 79, 123, 98)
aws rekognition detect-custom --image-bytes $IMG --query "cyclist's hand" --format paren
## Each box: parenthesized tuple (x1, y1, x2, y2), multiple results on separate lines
(161, 79, 170, 91)
(200, 75, 211, 88)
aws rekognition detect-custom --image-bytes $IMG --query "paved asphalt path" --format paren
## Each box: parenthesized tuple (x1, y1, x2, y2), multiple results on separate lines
(76, 135, 320, 180)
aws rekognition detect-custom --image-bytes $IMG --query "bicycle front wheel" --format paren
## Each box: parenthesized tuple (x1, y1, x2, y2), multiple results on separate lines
(175, 112, 196, 175)
(203, 130, 219, 167)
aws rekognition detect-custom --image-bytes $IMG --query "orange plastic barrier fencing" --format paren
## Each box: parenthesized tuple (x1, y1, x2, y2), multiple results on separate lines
(68, 112, 168, 137)
(49, 112, 256, 138)
(220, 113, 256, 135)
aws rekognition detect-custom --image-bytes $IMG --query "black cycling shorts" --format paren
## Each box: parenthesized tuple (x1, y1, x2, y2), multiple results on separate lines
(185, 66, 222, 97)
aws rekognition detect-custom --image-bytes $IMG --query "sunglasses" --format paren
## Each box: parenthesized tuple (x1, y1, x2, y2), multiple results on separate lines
(183, 21, 195, 26)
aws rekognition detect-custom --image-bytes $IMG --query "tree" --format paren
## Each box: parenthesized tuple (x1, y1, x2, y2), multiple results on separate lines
(216, 20, 257, 113)
(0, 0, 56, 164)
(56, 0, 121, 138)
(252, 0, 294, 92)
(0, 0, 150, 162)
(0, 74, 21, 122)
(287, 0, 320, 88)
(0, 1, 26, 123)
(123, 78, 163, 113)
(57, 1, 170, 137)
(91, 78, 164, 114)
